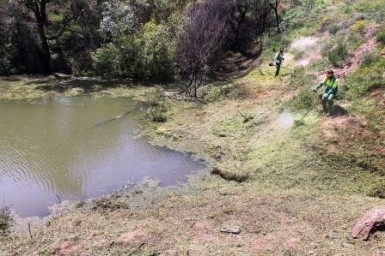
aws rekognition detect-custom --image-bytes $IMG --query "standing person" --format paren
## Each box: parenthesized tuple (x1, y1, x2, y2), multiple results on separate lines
(313, 69, 339, 115)
(274, 48, 285, 76)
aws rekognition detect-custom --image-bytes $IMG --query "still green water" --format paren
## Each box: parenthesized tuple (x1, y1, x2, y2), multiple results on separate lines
(0, 97, 205, 217)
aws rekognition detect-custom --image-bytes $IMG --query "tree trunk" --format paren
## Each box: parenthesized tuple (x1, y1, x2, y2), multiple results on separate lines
(37, 21, 51, 73)
(31, 1, 51, 73)
(273, 8, 281, 34)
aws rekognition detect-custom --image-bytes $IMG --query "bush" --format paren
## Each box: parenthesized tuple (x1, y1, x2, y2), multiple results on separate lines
(328, 24, 341, 35)
(92, 21, 176, 81)
(92, 43, 121, 78)
(352, 19, 366, 34)
(288, 67, 314, 89)
(289, 88, 318, 111)
(347, 59, 385, 98)
(119, 22, 176, 81)
(149, 101, 168, 122)
(0, 207, 12, 235)
(360, 51, 380, 67)
(327, 43, 348, 67)
(377, 27, 385, 44)
(140, 22, 176, 82)
(346, 30, 364, 49)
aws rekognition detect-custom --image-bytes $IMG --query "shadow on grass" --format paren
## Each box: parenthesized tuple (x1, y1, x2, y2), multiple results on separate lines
(331, 104, 348, 116)
(210, 42, 263, 81)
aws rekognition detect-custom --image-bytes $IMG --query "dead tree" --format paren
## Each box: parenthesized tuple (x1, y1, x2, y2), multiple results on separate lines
(177, 0, 232, 97)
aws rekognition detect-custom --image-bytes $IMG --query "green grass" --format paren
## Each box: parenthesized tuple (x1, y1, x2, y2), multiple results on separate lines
(347, 59, 385, 99)
(288, 67, 316, 90)
(287, 88, 318, 112)
(246, 119, 385, 196)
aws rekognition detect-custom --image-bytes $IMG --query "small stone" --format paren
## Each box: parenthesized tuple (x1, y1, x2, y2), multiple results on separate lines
(352, 206, 385, 240)
(73, 220, 82, 227)
(220, 225, 241, 234)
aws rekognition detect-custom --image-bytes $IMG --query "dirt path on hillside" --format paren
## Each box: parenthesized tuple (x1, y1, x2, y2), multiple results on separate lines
(335, 26, 378, 80)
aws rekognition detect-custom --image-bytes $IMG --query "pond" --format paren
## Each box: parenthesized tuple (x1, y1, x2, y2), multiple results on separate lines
(0, 96, 206, 217)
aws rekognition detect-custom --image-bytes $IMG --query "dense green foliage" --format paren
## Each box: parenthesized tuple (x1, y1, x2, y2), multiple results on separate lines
(93, 22, 176, 81)
(0, 0, 280, 82)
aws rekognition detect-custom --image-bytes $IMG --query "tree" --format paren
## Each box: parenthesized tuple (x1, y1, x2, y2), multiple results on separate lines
(99, 0, 137, 41)
(227, 0, 272, 52)
(177, 0, 233, 96)
(19, 0, 89, 73)
(265, 0, 282, 34)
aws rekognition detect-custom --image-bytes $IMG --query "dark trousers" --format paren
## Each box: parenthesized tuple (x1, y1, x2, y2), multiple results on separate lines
(275, 63, 281, 76)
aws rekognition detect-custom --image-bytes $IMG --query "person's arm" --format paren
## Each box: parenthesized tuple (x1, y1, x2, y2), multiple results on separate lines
(315, 77, 327, 90)
(274, 52, 279, 61)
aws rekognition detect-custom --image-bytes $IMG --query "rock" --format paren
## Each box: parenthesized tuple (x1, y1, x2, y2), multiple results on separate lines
(220, 225, 241, 234)
(352, 206, 385, 240)
(73, 220, 82, 227)
(53, 73, 73, 79)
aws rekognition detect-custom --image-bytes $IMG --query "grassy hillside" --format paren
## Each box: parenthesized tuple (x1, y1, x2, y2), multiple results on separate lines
(1, 0, 385, 255)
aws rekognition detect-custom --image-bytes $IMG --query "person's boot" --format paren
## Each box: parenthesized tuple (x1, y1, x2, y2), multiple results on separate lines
(327, 101, 334, 116)
(275, 65, 280, 76)
(322, 100, 328, 113)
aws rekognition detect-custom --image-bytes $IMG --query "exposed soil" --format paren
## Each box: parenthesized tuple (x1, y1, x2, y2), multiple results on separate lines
(335, 25, 380, 79)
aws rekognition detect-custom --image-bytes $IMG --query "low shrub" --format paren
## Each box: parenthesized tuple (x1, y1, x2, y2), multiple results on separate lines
(360, 51, 380, 67)
(352, 19, 366, 34)
(92, 43, 121, 78)
(328, 24, 341, 35)
(327, 43, 348, 67)
(289, 67, 314, 89)
(288, 88, 318, 111)
(0, 207, 12, 235)
(377, 27, 385, 44)
(347, 59, 385, 98)
(149, 101, 168, 122)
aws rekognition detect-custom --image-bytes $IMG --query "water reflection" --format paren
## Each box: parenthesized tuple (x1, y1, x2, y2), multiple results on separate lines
(0, 97, 206, 217)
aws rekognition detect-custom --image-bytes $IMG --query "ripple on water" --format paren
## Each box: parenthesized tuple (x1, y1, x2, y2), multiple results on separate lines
(0, 97, 206, 217)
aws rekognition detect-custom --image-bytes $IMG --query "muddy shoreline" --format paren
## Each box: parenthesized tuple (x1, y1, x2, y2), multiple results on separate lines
(0, 75, 214, 220)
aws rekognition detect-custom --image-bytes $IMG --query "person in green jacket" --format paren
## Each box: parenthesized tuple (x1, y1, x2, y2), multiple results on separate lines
(274, 48, 285, 76)
(313, 69, 339, 115)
